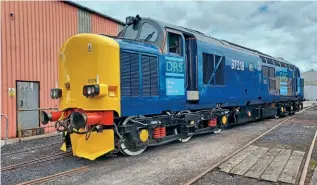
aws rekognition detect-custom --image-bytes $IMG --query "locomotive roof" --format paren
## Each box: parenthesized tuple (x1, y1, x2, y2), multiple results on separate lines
(143, 17, 295, 67)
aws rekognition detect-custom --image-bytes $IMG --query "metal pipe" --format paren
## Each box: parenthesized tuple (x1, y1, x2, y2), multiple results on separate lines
(1, 114, 9, 145)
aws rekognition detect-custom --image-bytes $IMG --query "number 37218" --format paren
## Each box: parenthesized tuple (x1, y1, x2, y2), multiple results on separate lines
(231, 59, 244, 70)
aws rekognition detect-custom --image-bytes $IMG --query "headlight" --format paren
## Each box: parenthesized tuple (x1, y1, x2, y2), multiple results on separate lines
(50, 88, 62, 99)
(87, 87, 92, 95)
(83, 85, 100, 98)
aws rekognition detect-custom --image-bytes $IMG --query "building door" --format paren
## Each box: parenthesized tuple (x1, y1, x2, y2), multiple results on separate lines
(16, 81, 40, 131)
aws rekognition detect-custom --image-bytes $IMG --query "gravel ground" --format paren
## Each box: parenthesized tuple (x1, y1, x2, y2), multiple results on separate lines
(195, 170, 273, 185)
(1, 154, 93, 185)
(32, 117, 288, 185)
(253, 124, 317, 152)
(1, 135, 62, 155)
(1, 135, 64, 167)
(1, 144, 64, 167)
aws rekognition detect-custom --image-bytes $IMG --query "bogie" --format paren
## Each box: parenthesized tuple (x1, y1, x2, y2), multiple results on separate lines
(114, 102, 303, 156)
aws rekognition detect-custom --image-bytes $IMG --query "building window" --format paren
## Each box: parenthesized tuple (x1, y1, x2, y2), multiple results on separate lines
(202, 53, 224, 85)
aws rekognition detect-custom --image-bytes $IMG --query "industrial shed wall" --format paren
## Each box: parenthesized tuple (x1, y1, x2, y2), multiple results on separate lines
(302, 70, 317, 101)
(1, 1, 123, 139)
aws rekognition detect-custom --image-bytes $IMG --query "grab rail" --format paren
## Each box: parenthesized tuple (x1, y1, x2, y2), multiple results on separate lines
(1, 114, 9, 145)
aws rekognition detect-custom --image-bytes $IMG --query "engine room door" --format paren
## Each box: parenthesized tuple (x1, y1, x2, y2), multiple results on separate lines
(16, 81, 40, 131)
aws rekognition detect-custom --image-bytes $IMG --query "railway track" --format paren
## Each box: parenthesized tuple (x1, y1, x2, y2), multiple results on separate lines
(13, 106, 316, 185)
(16, 165, 91, 185)
(1, 142, 62, 157)
(1, 151, 72, 172)
(183, 105, 317, 185)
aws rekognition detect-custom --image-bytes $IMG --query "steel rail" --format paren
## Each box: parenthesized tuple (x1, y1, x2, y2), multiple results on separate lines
(16, 165, 91, 185)
(1, 142, 62, 156)
(1, 151, 72, 172)
(299, 125, 317, 185)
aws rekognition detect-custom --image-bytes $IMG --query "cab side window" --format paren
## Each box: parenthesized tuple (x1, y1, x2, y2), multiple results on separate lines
(168, 32, 182, 55)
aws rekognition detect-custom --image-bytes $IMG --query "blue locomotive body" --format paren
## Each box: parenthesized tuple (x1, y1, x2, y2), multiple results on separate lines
(117, 17, 304, 117)
(42, 15, 306, 160)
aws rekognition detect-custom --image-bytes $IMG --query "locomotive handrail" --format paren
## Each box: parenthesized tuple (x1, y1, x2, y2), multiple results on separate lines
(196, 55, 198, 89)
(17, 107, 58, 112)
(185, 53, 188, 88)
(1, 114, 9, 145)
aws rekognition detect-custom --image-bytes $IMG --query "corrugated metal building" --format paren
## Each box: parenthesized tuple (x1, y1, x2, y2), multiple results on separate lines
(1, 1, 124, 139)
(302, 69, 317, 101)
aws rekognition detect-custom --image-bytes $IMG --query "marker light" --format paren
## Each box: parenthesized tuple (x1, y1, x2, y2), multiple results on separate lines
(50, 88, 62, 99)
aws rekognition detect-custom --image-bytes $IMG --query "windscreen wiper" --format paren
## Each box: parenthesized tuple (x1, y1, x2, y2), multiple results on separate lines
(144, 31, 155, 42)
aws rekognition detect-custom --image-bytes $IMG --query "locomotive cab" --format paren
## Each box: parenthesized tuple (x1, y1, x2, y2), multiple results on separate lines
(119, 15, 200, 102)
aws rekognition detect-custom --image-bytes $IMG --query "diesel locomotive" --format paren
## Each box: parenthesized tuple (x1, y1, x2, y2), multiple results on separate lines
(40, 15, 305, 160)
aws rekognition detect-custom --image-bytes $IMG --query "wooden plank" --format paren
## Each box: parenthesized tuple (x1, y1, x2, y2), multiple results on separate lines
(279, 150, 305, 184)
(261, 149, 292, 182)
(219, 145, 258, 173)
(245, 148, 281, 179)
(230, 146, 269, 175)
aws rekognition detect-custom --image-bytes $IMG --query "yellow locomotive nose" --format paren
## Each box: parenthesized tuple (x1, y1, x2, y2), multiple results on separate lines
(56, 33, 121, 160)
(58, 33, 121, 112)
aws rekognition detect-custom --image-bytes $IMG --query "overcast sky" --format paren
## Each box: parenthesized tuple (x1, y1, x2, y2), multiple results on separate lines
(75, 1, 317, 73)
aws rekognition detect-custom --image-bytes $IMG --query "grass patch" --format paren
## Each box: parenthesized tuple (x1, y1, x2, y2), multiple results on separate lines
(309, 159, 317, 171)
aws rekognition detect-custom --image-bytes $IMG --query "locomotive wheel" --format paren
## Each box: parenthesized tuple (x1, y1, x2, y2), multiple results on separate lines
(213, 128, 222, 134)
(120, 116, 147, 156)
(174, 110, 193, 143)
(174, 128, 193, 143)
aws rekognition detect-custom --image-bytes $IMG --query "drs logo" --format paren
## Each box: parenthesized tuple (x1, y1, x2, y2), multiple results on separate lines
(231, 59, 244, 71)
(166, 61, 184, 73)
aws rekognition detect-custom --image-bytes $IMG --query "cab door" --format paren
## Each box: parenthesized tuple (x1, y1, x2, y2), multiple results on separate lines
(163, 29, 186, 110)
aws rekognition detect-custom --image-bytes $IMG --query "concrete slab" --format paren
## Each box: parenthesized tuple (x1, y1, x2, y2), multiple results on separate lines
(303, 101, 317, 108)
